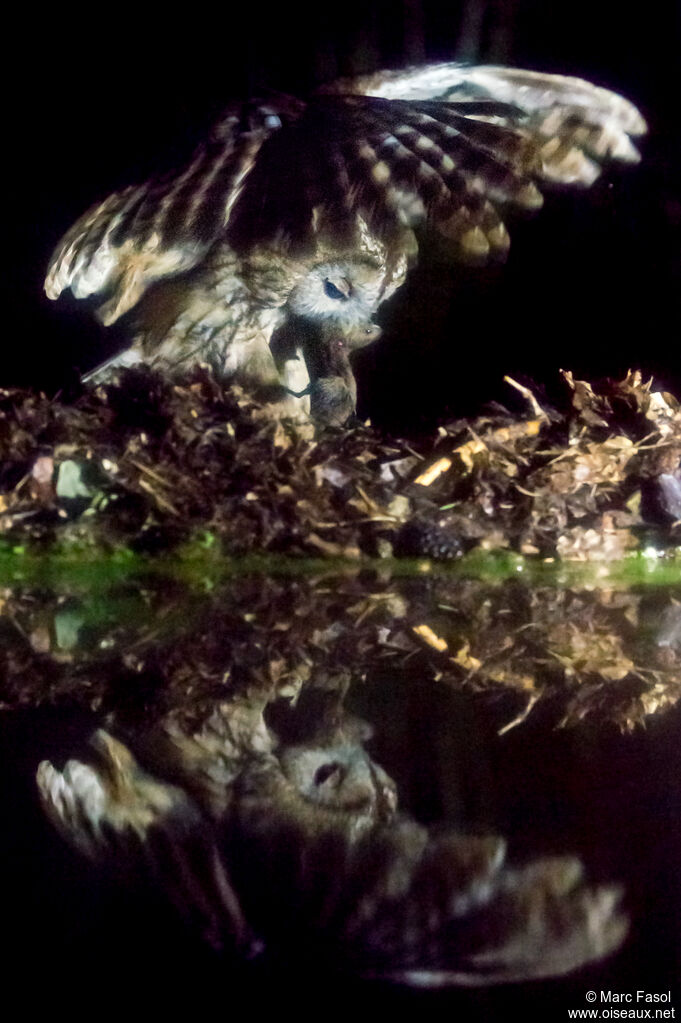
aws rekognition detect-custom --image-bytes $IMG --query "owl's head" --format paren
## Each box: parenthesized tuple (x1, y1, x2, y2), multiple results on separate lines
(287, 259, 385, 328)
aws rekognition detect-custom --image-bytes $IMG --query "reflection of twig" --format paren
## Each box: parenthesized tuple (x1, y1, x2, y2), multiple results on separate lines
(498, 691, 540, 735)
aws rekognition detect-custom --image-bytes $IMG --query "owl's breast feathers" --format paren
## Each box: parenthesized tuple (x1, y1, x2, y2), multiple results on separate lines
(45, 63, 645, 397)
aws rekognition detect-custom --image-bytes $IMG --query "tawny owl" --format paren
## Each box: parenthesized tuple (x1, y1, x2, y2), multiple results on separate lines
(37, 709, 627, 984)
(45, 64, 645, 423)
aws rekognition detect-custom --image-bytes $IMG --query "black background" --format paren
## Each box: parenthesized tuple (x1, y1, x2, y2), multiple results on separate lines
(7, 0, 681, 428)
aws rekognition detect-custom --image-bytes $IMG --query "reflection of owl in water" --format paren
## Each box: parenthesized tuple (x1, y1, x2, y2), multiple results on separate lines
(37, 703, 627, 984)
(45, 65, 645, 423)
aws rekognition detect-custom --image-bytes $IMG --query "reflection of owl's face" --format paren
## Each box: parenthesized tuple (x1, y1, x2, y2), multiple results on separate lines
(279, 742, 398, 820)
(229, 736, 399, 853)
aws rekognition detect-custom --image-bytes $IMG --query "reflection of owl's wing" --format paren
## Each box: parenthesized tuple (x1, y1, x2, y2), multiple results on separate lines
(45, 64, 645, 327)
(36, 730, 258, 954)
(37, 731, 627, 986)
(230, 780, 628, 986)
(342, 827, 627, 986)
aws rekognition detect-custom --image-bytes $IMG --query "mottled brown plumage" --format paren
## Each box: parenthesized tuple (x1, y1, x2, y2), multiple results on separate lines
(45, 64, 645, 421)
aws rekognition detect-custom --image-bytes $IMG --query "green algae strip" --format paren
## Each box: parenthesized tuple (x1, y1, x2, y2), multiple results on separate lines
(1, 533, 679, 594)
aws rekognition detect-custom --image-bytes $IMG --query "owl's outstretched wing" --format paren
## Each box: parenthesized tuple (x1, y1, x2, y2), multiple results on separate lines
(44, 100, 300, 325)
(45, 64, 645, 326)
(306, 63, 645, 255)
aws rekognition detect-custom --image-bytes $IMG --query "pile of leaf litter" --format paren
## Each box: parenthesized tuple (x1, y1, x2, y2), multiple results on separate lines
(0, 366, 679, 561)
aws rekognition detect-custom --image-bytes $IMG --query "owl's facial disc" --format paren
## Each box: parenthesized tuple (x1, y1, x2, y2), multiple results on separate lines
(287, 259, 383, 326)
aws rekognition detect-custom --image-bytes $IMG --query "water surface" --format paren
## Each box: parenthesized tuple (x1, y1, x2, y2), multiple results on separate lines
(1, 563, 679, 1015)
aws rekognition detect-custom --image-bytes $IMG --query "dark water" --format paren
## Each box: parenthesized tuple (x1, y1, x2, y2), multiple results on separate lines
(0, 568, 679, 1015)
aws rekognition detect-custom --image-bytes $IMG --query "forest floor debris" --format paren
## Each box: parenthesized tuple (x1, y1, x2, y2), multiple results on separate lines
(0, 367, 679, 562)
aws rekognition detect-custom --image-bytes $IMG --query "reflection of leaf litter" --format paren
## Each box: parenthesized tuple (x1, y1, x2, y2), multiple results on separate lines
(2, 575, 679, 732)
(547, 621, 635, 681)
(656, 601, 681, 648)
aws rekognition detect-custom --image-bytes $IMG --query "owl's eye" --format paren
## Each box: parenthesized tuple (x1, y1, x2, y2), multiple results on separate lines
(324, 278, 351, 301)
(314, 761, 345, 787)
